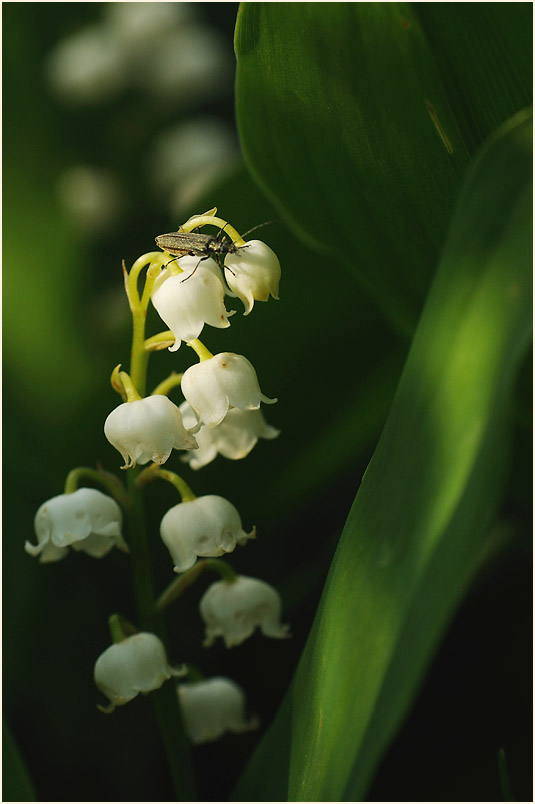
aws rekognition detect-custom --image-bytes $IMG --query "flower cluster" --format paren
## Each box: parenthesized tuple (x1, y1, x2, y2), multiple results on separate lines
(29, 210, 289, 749)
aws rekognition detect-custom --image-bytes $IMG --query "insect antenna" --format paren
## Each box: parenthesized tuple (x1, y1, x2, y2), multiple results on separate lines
(240, 219, 277, 239)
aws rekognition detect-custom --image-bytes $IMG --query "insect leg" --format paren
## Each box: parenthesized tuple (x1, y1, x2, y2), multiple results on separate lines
(180, 255, 209, 283)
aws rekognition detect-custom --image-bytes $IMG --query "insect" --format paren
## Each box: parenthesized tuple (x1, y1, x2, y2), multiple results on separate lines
(155, 220, 275, 280)
(155, 224, 240, 262)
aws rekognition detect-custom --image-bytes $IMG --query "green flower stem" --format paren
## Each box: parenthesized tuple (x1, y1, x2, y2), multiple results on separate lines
(135, 465, 196, 502)
(134, 463, 161, 489)
(127, 254, 169, 395)
(181, 214, 246, 247)
(108, 613, 137, 643)
(187, 338, 213, 361)
(155, 561, 208, 613)
(125, 468, 196, 801)
(130, 311, 150, 397)
(140, 260, 165, 308)
(155, 468, 196, 502)
(108, 614, 126, 643)
(204, 558, 239, 583)
(151, 372, 184, 397)
(63, 467, 130, 508)
(125, 252, 162, 309)
(122, 278, 195, 801)
(119, 370, 142, 402)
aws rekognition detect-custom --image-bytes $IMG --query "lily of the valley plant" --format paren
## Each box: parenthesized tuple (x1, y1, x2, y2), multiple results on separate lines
(27, 209, 288, 771)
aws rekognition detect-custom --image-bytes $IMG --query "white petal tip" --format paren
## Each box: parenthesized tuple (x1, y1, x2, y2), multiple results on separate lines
(171, 663, 188, 678)
(24, 540, 44, 557)
(97, 701, 116, 714)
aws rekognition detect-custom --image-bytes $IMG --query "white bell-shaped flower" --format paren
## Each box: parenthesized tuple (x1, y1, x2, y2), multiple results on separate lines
(104, 394, 198, 468)
(224, 240, 281, 315)
(94, 632, 185, 712)
(200, 575, 290, 648)
(151, 257, 234, 351)
(178, 676, 259, 744)
(181, 352, 277, 429)
(160, 495, 255, 573)
(25, 488, 126, 563)
(179, 402, 280, 469)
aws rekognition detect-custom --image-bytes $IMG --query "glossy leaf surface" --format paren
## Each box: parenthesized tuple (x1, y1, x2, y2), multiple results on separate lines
(234, 110, 532, 801)
(235, 3, 531, 332)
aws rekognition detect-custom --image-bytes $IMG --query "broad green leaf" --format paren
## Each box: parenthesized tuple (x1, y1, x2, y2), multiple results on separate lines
(234, 110, 532, 802)
(3, 720, 36, 802)
(235, 3, 532, 331)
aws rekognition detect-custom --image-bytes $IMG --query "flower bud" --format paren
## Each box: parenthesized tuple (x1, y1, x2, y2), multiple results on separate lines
(200, 574, 290, 648)
(160, 495, 255, 573)
(224, 240, 281, 315)
(104, 394, 198, 468)
(178, 676, 259, 744)
(181, 352, 277, 429)
(94, 632, 185, 712)
(25, 488, 126, 563)
(179, 403, 280, 469)
(151, 257, 234, 351)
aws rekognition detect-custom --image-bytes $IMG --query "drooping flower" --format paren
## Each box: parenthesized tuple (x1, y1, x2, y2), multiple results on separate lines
(177, 676, 259, 744)
(224, 239, 281, 315)
(200, 574, 290, 648)
(151, 257, 233, 351)
(179, 402, 280, 469)
(104, 394, 198, 468)
(181, 352, 277, 429)
(160, 495, 255, 573)
(25, 488, 126, 563)
(94, 632, 185, 713)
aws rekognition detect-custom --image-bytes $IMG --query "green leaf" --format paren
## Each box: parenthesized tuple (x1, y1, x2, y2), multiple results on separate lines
(233, 110, 532, 802)
(3, 719, 36, 801)
(235, 3, 532, 332)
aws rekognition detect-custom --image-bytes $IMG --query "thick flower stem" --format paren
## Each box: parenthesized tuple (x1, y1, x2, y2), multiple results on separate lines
(130, 311, 150, 395)
(125, 468, 196, 802)
(123, 281, 196, 801)
(125, 472, 155, 628)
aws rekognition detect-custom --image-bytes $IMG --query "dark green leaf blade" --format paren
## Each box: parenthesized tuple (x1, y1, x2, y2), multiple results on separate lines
(234, 110, 532, 802)
(235, 3, 532, 331)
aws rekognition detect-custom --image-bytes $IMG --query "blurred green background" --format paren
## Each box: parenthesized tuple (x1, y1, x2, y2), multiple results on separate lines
(3, 3, 531, 802)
